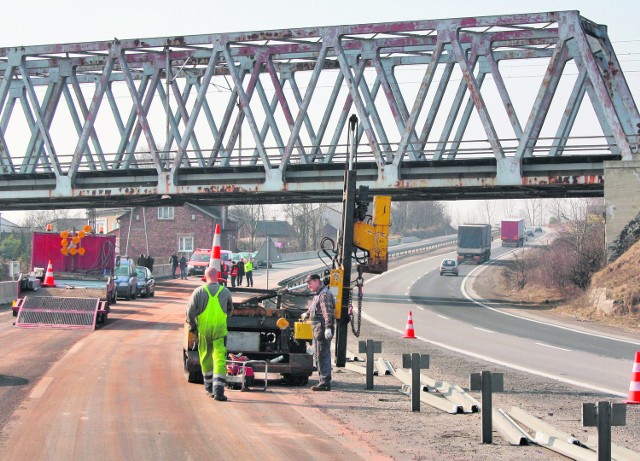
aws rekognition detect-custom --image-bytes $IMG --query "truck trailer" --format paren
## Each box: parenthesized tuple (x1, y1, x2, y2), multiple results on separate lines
(13, 229, 117, 329)
(457, 224, 492, 264)
(500, 219, 525, 247)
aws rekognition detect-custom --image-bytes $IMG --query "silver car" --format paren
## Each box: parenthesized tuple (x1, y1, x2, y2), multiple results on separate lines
(440, 259, 459, 276)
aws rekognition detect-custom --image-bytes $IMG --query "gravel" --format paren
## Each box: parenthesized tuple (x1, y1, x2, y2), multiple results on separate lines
(290, 256, 640, 460)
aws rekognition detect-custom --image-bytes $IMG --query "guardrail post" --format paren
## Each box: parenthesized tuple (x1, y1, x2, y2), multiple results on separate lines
(358, 339, 382, 390)
(470, 370, 504, 443)
(402, 353, 429, 411)
(582, 401, 626, 461)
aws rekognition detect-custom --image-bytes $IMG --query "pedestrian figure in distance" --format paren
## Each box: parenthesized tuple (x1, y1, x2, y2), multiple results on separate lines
(230, 261, 238, 288)
(147, 255, 155, 273)
(237, 258, 245, 286)
(244, 258, 254, 287)
(137, 253, 147, 267)
(179, 255, 188, 279)
(170, 253, 179, 279)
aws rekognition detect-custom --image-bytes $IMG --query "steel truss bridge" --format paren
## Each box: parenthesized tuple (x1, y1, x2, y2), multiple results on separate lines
(0, 10, 638, 209)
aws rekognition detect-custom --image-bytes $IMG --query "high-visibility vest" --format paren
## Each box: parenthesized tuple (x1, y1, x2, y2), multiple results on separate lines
(245, 261, 253, 272)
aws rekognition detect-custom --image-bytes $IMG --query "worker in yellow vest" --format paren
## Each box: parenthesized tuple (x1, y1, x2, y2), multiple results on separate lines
(244, 258, 254, 287)
(186, 267, 234, 400)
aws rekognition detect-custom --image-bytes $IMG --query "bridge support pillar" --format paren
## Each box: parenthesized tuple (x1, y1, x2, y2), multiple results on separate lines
(604, 159, 640, 260)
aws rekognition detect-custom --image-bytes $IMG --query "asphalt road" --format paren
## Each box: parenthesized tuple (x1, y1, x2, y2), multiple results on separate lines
(0, 264, 378, 460)
(362, 236, 639, 396)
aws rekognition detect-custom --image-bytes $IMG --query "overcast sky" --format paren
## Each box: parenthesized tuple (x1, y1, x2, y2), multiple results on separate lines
(1, 0, 638, 225)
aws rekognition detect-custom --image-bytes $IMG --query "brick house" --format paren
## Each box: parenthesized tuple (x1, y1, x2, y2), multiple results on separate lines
(116, 204, 237, 262)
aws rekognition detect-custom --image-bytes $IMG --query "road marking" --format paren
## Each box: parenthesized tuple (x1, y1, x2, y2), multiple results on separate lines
(437, 314, 450, 320)
(535, 342, 571, 352)
(404, 292, 409, 296)
(362, 311, 626, 397)
(460, 253, 640, 347)
(0, 310, 11, 317)
(473, 327, 494, 334)
(30, 376, 54, 399)
(415, 305, 425, 311)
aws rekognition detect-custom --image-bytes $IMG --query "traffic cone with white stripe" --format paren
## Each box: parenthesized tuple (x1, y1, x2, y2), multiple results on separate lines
(42, 260, 56, 287)
(403, 310, 416, 339)
(627, 351, 640, 404)
(203, 223, 222, 282)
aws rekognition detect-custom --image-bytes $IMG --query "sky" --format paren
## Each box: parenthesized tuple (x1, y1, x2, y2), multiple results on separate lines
(1, 0, 638, 226)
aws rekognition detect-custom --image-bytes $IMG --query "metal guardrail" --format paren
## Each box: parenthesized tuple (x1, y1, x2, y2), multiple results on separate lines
(278, 238, 459, 290)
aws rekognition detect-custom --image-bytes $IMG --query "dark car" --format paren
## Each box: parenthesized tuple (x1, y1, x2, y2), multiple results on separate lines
(136, 266, 155, 298)
(535, 226, 542, 233)
(114, 257, 138, 300)
(255, 259, 273, 269)
(440, 259, 458, 276)
(526, 228, 535, 237)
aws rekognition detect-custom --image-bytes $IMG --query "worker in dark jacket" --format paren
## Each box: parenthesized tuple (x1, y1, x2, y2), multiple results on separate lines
(170, 253, 179, 278)
(300, 273, 335, 391)
(236, 259, 245, 286)
(186, 267, 234, 401)
(137, 253, 147, 267)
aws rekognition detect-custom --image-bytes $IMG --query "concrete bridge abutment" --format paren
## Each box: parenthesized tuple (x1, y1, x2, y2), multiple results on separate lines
(604, 159, 640, 260)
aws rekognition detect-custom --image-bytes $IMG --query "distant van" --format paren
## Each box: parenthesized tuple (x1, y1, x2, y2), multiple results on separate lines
(187, 249, 232, 276)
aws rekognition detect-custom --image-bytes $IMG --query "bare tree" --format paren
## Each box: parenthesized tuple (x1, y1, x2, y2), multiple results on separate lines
(500, 199, 518, 219)
(391, 201, 449, 234)
(230, 204, 267, 251)
(479, 200, 496, 225)
(511, 249, 528, 289)
(283, 203, 327, 252)
(21, 209, 84, 231)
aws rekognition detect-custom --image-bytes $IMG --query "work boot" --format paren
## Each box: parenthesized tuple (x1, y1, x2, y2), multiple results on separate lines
(204, 384, 213, 396)
(311, 384, 331, 391)
(213, 394, 228, 401)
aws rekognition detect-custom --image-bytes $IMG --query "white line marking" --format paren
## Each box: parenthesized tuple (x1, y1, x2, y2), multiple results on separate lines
(404, 292, 409, 296)
(0, 311, 11, 316)
(460, 252, 640, 346)
(30, 376, 54, 399)
(415, 305, 425, 311)
(361, 311, 625, 397)
(437, 314, 450, 320)
(535, 342, 571, 352)
(473, 327, 494, 334)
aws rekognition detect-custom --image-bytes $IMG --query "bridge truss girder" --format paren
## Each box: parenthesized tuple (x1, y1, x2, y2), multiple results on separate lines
(0, 10, 637, 209)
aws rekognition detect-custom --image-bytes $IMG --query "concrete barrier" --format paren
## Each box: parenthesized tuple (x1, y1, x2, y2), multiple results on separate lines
(0, 280, 18, 304)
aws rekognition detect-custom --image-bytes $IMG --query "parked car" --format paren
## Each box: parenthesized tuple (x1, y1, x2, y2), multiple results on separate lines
(439, 259, 458, 276)
(114, 257, 138, 300)
(136, 266, 155, 298)
(256, 259, 273, 269)
(535, 226, 542, 233)
(188, 248, 233, 276)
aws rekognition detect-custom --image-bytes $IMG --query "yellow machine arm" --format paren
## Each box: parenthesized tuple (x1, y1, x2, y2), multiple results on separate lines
(353, 195, 391, 274)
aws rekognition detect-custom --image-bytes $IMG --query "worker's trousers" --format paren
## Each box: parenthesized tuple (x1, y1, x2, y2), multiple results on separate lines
(245, 271, 253, 287)
(312, 323, 331, 386)
(198, 333, 227, 396)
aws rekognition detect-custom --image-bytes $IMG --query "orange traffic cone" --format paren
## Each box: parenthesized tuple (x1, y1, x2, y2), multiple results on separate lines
(403, 310, 416, 339)
(42, 260, 56, 287)
(627, 351, 640, 404)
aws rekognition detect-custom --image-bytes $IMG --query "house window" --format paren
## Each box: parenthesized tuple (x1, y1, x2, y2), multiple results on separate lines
(158, 207, 174, 220)
(179, 236, 194, 253)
